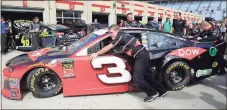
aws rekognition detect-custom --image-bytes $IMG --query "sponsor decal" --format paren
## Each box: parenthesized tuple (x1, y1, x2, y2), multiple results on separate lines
(196, 69, 212, 77)
(27, 48, 51, 62)
(169, 47, 207, 60)
(167, 63, 189, 74)
(8, 78, 20, 89)
(209, 47, 217, 57)
(27, 63, 50, 68)
(10, 89, 19, 98)
(62, 60, 75, 78)
(212, 62, 218, 68)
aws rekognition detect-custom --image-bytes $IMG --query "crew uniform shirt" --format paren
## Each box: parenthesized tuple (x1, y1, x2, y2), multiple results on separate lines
(172, 19, 186, 36)
(29, 22, 41, 31)
(1, 21, 7, 34)
(111, 32, 144, 58)
(123, 20, 140, 27)
(199, 25, 222, 40)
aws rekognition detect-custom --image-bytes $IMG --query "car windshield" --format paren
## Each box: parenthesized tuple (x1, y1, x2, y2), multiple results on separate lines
(66, 33, 99, 54)
(47, 24, 69, 30)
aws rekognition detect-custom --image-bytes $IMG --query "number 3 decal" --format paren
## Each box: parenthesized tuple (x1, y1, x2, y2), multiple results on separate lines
(91, 56, 132, 84)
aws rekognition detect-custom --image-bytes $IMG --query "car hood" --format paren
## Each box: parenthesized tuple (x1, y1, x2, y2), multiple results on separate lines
(6, 47, 71, 67)
(6, 53, 32, 67)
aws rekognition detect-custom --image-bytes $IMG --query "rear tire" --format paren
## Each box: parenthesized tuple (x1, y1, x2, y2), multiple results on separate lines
(163, 61, 191, 91)
(27, 68, 62, 98)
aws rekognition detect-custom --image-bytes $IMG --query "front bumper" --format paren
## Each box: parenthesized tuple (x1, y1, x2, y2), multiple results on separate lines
(2, 67, 22, 100)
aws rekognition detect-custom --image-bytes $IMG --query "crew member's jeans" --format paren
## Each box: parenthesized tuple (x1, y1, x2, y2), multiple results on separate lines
(1, 34, 8, 53)
(31, 33, 41, 50)
(133, 49, 167, 96)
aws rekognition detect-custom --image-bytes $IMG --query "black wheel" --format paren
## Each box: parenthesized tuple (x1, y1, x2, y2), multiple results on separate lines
(27, 68, 62, 98)
(164, 61, 191, 91)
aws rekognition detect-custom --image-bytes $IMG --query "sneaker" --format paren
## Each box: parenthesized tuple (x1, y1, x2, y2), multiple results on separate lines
(144, 93, 159, 102)
(217, 72, 226, 75)
(158, 91, 169, 97)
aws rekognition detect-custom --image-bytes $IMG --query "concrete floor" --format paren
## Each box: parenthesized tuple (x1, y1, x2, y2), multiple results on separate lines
(1, 50, 226, 109)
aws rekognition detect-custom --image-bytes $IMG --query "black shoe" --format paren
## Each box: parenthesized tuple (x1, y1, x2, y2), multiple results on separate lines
(217, 72, 226, 75)
(158, 91, 169, 97)
(144, 93, 159, 102)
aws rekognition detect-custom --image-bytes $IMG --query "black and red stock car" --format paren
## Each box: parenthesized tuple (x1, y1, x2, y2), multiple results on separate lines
(2, 28, 227, 100)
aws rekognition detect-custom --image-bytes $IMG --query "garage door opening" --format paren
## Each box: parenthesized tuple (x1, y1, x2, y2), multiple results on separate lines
(158, 18, 163, 24)
(148, 17, 154, 22)
(2, 11, 43, 23)
(92, 12, 109, 25)
(117, 15, 127, 25)
(2, 11, 43, 38)
(134, 16, 142, 22)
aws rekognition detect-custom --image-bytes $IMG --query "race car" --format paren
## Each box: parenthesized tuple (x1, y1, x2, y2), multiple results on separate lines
(62, 19, 88, 37)
(2, 28, 226, 100)
(10, 20, 79, 51)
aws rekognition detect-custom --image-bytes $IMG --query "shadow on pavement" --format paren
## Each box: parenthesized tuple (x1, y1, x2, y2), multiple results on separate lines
(199, 92, 226, 109)
(128, 90, 196, 100)
(199, 75, 226, 98)
(21, 89, 30, 99)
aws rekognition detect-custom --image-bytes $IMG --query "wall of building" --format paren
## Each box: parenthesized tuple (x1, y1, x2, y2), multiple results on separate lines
(2, 0, 204, 25)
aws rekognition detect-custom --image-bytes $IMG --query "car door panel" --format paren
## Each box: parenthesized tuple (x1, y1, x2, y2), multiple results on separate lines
(63, 55, 130, 97)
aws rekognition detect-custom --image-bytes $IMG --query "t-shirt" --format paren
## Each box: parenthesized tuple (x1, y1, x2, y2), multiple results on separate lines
(172, 19, 186, 36)
(123, 20, 140, 27)
(29, 22, 41, 31)
(163, 21, 172, 33)
(1, 22, 7, 34)
(111, 32, 144, 58)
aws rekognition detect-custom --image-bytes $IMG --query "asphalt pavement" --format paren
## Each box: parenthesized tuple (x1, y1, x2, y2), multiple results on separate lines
(0, 50, 226, 109)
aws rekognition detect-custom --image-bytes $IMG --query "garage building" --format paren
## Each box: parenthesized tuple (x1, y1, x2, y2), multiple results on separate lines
(1, 0, 203, 26)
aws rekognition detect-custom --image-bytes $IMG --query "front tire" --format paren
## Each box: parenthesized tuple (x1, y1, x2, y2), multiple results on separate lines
(27, 68, 62, 98)
(163, 61, 191, 91)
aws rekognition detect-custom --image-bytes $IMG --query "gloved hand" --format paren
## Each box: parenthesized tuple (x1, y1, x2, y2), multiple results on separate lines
(188, 36, 194, 39)
(197, 37, 202, 40)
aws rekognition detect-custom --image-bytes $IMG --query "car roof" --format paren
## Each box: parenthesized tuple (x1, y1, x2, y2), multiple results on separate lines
(120, 27, 151, 30)
(42, 24, 70, 30)
(92, 27, 152, 36)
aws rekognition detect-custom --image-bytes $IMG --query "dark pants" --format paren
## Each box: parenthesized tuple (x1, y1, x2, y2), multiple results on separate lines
(174, 32, 184, 37)
(31, 33, 41, 50)
(1, 34, 8, 53)
(133, 49, 167, 96)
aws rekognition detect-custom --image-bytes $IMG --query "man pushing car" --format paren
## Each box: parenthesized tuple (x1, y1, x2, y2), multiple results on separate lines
(90, 24, 168, 102)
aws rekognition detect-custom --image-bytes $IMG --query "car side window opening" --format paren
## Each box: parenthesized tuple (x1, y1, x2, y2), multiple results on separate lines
(121, 30, 151, 44)
(146, 32, 178, 50)
(87, 30, 152, 55)
(87, 36, 113, 55)
(40, 26, 50, 32)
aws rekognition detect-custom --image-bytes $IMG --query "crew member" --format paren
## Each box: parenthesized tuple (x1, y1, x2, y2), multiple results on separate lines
(200, 21, 226, 75)
(122, 13, 140, 27)
(172, 12, 186, 37)
(188, 24, 202, 39)
(1, 16, 8, 54)
(29, 16, 41, 50)
(119, 20, 124, 27)
(90, 24, 168, 102)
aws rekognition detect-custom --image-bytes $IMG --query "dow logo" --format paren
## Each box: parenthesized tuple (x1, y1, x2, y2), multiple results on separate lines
(178, 48, 200, 56)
